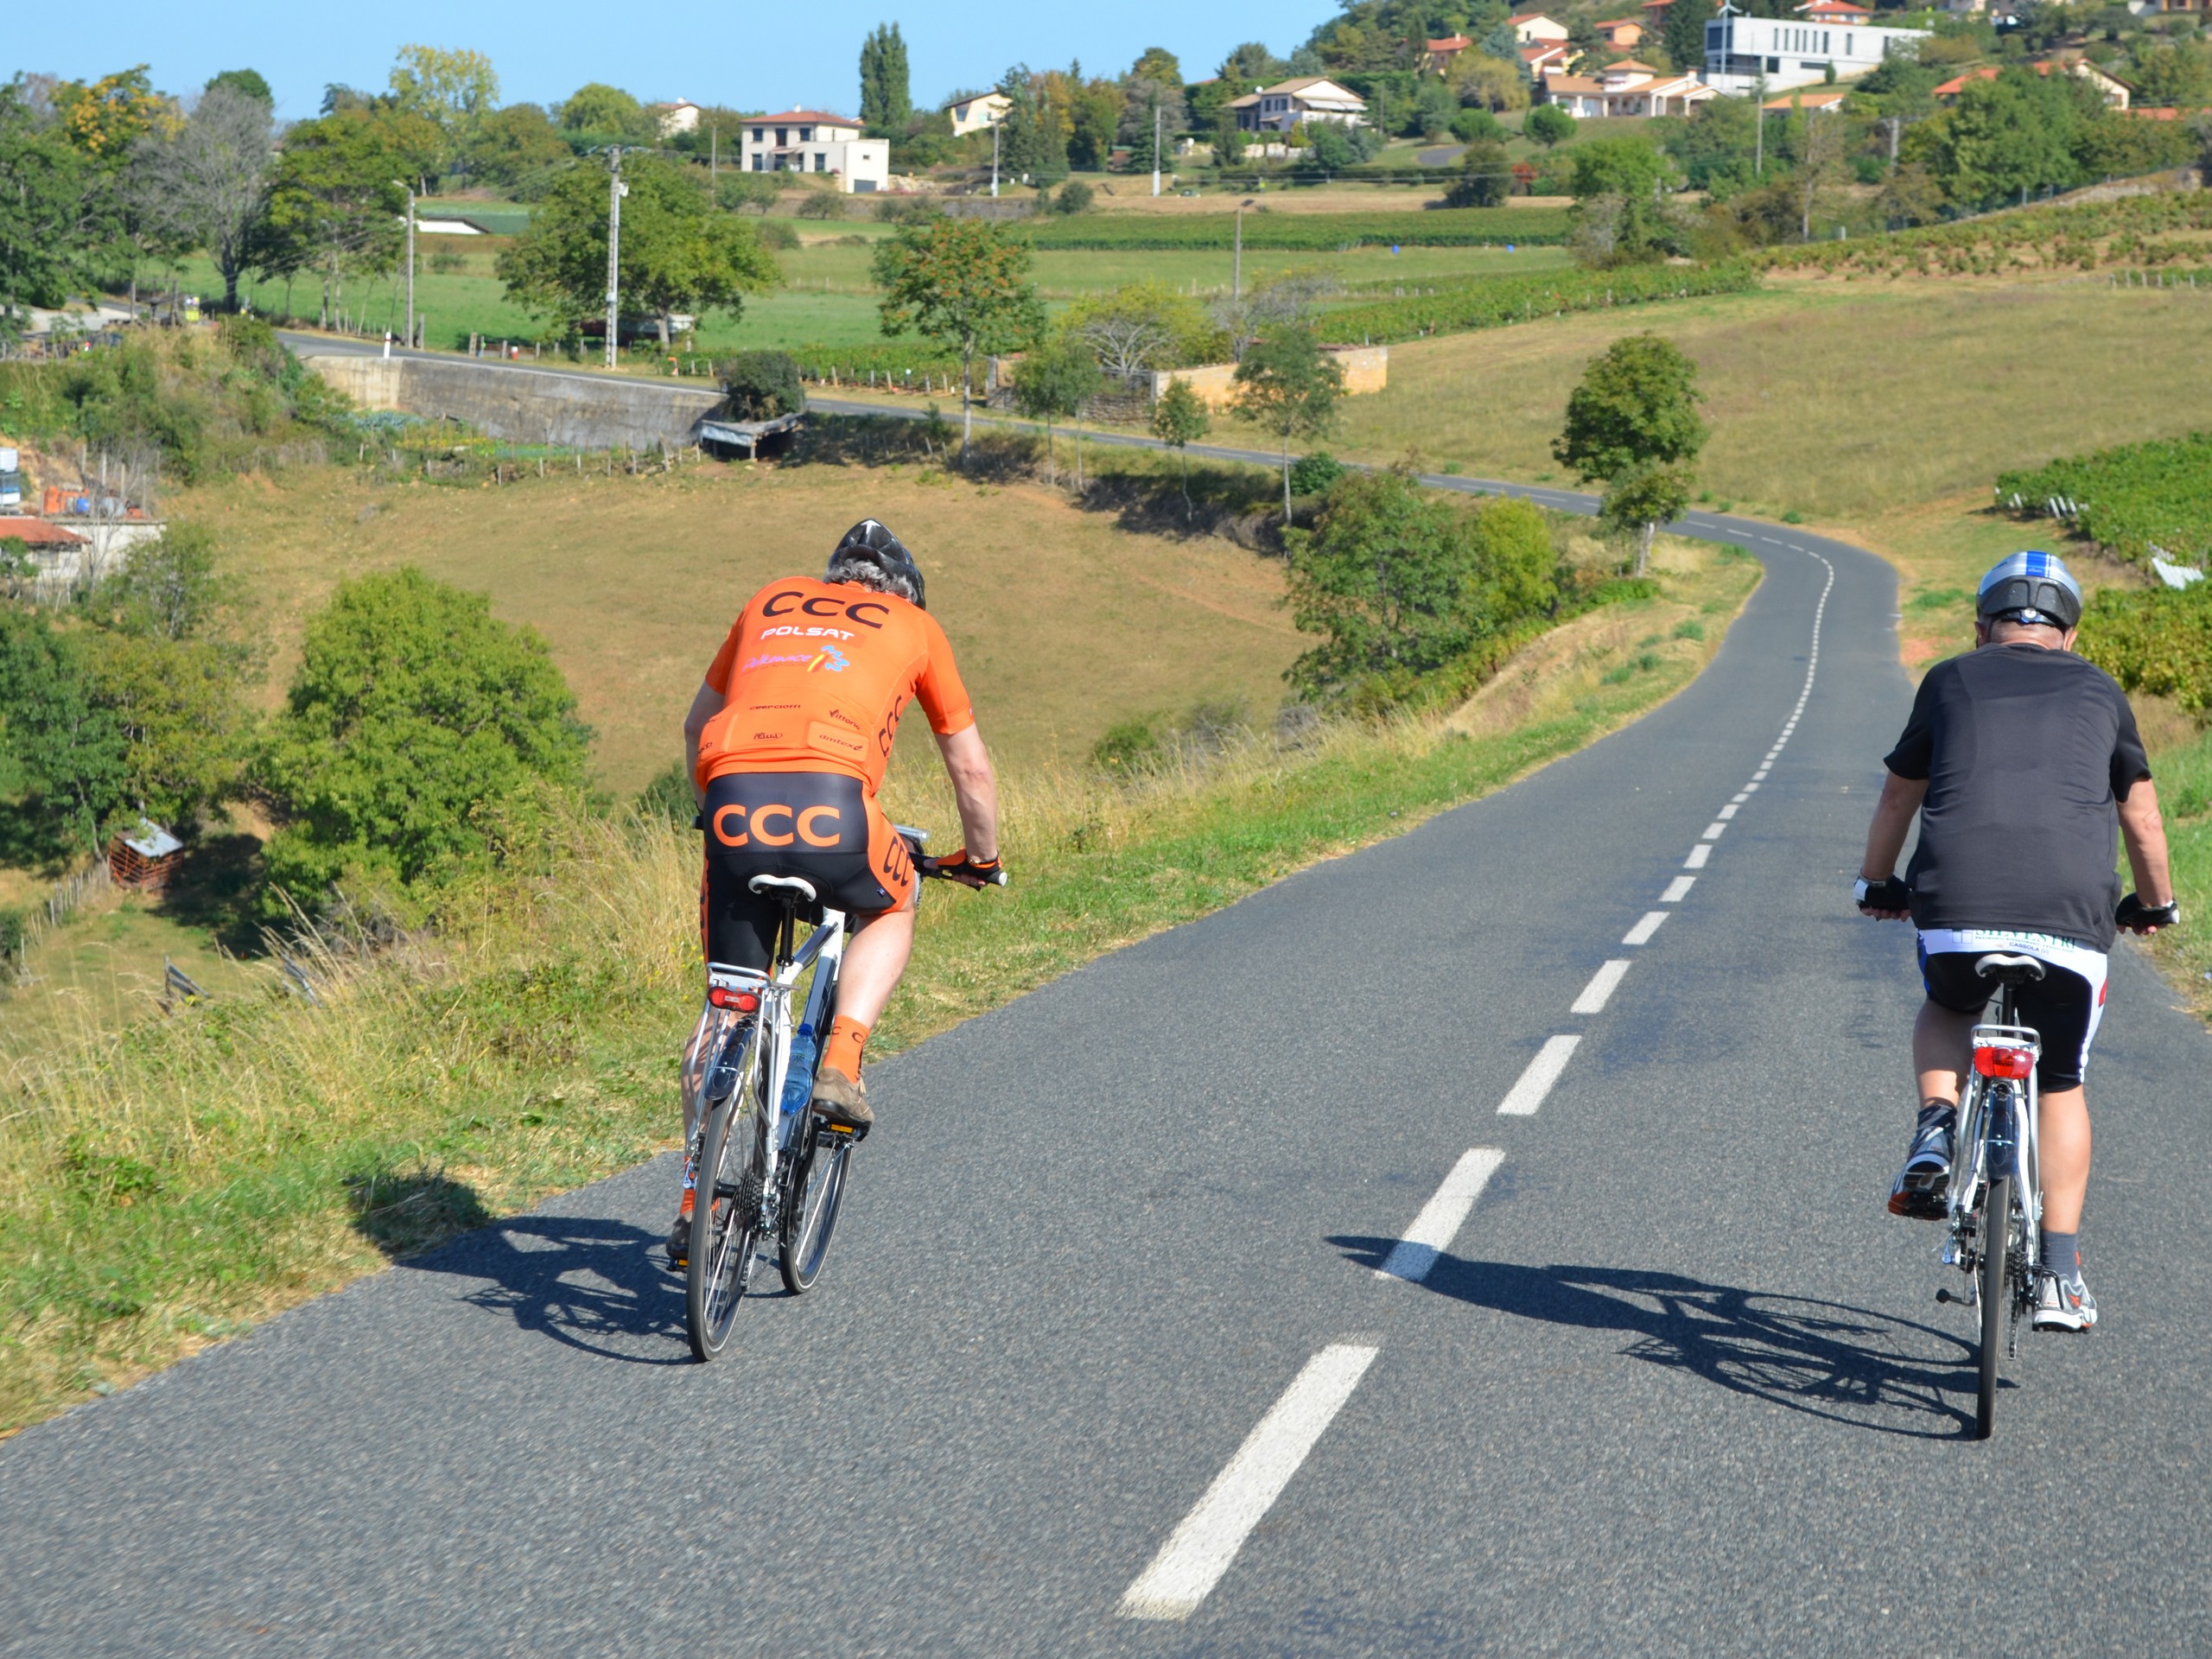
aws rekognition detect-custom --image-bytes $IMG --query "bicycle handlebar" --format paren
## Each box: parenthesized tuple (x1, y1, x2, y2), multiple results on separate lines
(899, 830, 1007, 889)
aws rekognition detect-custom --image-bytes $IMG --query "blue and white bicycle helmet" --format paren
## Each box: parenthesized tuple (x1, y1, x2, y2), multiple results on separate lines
(1977, 550, 2082, 631)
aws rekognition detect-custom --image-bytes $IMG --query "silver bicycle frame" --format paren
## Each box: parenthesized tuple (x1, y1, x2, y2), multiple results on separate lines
(1948, 1020, 2044, 1280)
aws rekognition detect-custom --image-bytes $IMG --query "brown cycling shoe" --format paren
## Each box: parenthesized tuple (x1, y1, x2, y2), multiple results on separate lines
(810, 1066, 874, 1129)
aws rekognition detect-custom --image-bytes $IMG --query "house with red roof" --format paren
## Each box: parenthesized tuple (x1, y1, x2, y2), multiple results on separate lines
(739, 111, 889, 193)
(1522, 41, 1576, 76)
(1796, 0, 1873, 22)
(1934, 60, 2132, 108)
(1595, 16, 1649, 46)
(1426, 35, 1473, 74)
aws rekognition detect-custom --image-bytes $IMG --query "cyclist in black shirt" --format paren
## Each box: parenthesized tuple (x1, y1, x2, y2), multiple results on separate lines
(1855, 551, 2178, 1332)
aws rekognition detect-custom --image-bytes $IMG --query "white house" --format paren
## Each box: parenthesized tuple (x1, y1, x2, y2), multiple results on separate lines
(655, 99, 702, 137)
(944, 92, 1012, 136)
(1511, 12, 1573, 42)
(738, 110, 891, 193)
(1547, 60, 1717, 115)
(1230, 77, 1369, 131)
(1702, 4, 1929, 93)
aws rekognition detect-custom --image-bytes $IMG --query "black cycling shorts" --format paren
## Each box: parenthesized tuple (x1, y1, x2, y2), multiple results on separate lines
(698, 771, 913, 971)
(1918, 944, 2106, 1090)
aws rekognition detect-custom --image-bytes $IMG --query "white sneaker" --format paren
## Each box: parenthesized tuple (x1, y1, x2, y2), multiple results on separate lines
(2033, 1268, 2098, 1333)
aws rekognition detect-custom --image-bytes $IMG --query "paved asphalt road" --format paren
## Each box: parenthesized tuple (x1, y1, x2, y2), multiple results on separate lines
(8, 362, 2212, 1654)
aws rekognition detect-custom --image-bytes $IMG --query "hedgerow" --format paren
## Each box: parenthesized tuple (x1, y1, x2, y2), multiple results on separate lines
(1020, 207, 1573, 251)
(1318, 263, 1761, 345)
(1994, 433, 2212, 568)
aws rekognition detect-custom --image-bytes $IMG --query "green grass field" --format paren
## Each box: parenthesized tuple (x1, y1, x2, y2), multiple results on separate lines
(177, 230, 1572, 354)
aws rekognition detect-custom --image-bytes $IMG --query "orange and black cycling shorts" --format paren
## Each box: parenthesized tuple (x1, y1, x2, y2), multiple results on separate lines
(697, 771, 916, 970)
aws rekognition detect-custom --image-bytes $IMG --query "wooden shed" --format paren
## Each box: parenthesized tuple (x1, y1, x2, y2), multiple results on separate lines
(109, 821, 185, 892)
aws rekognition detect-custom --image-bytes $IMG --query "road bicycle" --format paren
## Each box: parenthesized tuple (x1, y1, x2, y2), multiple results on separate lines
(683, 827, 1001, 1363)
(1936, 952, 2048, 1440)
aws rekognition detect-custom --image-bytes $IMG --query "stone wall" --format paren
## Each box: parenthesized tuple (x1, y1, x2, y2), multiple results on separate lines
(302, 353, 724, 450)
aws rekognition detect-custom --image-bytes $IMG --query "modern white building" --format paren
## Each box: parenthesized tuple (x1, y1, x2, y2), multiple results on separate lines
(1229, 77, 1370, 131)
(1703, 5, 1929, 93)
(738, 110, 891, 193)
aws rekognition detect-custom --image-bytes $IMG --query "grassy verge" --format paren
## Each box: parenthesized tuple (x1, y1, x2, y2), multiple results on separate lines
(0, 537, 1758, 1434)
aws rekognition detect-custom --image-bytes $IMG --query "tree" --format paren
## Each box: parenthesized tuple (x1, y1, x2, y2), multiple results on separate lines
(0, 608, 130, 857)
(257, 569, 590, 907)
(1789, 105, 1848, 239)
(0, 79, 101, 310)
(387, 45, 500, 184)
(1219, 42, 1285, 86)
(1452, 52, 1531, 114)
(1445, 139, 1511, 207)
(1012, 337, 1103, 485)
(1598, 459, 1693, 575)
(559, 82, 648, 139)
(130, 86, 274, 312)
(254, 111, 407, 327)
(499, 153, 781, 347)
(1662, 0, 1719, 79)
(1525, 103, 1576, 147)
(1282, 467, 1559, 699)
(205, 69, 273, 109)
(999, 66, 1071, 184)
(1067, 73, 1122, 170)
(1120, 63, 1188, 175)
(872, 216, 1044, 462)
(2131, 43, 2212, 110)
(1926, 72, 2080, 207)
(1064, 281, 1225, 377)
(53, 66, 171, 162)
(1875, 160, 1945, 228)
(1231, 324, 1346, 518)
(1151, 376, 1212, 518)
(463, 104, 571, 194)
(859, 22, 913, 135)
(1554, 334, 1707, 572)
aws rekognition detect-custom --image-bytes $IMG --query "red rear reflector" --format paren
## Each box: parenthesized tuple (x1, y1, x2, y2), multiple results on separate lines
(1974, 1046, 2034, 1079)
(709, 988, 760, 1012)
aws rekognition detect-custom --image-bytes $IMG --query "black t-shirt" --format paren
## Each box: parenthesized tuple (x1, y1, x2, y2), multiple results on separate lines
(1884, 644, 2151, 952)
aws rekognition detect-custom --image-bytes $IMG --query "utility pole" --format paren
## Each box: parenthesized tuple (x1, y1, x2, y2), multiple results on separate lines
(1234, 197, 1253, 302)
(404, 185, 416, 349)
(991, 118, 1001, 197)
(1885, 115, 1900, 173)
(605, 148, 626, 369)
(1152, 97, 1163, 197)
(710, 123, 718, 182)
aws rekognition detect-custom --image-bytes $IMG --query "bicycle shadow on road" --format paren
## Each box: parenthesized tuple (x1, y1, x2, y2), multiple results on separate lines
(398, 1215, 692, 1367)
(1333, 1238, 1984, 1439)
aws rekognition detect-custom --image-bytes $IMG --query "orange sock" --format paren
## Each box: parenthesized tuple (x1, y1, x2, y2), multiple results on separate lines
(823, 1015, 870, 1078)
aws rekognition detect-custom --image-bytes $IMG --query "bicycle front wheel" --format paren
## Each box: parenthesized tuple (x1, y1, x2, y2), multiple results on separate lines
(1975, 1173, 2012, 1440)
(688, 1089, 766, 1362)
(779, 1122, 854, 1294)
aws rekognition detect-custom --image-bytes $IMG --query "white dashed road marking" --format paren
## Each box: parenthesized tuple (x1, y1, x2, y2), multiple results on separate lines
(1375, 1148, 1506, 1283)
(1662, 876, 1696, 902)
(1571, 960, 1632, 1014)
(1117, 1344, 1382, 1621)
(1702, 822, 1727, 840)
(1684, 844, 1712, 869)
(1497, 1035, 1582, 1116)
(1622, 911, 1669, 946)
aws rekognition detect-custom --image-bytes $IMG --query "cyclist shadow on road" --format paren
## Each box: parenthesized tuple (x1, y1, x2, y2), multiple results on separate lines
(1332, 1239, 1983, 1439)
(400, 1215, 697, 1367)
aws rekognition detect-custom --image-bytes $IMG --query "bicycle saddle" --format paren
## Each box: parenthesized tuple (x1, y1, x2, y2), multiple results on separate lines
(747, 874, 819, 903)
(1974, 952, 2046, 984)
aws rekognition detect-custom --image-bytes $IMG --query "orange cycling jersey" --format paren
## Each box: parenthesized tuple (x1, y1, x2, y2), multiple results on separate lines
(695, 576, 974, 794)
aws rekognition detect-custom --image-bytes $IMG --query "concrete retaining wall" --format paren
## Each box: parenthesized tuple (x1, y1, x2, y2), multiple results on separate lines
(302, 353, 724, 450)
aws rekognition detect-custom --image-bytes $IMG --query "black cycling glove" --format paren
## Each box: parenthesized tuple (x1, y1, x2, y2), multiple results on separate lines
(1854, 875, 1910, 912)
(2116, 892, 2181, 932)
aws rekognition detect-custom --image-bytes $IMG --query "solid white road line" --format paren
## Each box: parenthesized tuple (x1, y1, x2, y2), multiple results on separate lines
(1117, 1344, 1382, 1621)
(1661, 875, 1696, 902)
(1622, 910, 1669, 946)
(1571, 959, 1632, 1014)
(1684, 843, 1711, 868)
(1497, 1034, 1581, 1116)
(1375, 1148, 1506, 1283)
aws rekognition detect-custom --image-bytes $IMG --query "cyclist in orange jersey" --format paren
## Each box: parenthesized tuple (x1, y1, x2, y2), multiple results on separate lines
(673, 522, 1000, 1255)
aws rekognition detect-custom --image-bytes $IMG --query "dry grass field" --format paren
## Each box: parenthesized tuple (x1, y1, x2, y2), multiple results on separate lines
(1336, 283, 2212, 533)
(178, 459, 1306, 796)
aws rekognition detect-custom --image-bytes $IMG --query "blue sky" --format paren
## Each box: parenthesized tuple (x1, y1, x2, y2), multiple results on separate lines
(9, 0, 1329, 123)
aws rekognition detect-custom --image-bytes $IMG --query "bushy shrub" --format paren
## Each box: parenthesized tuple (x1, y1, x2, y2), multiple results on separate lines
(1450, 107, 1503, 144)
(795, 189, 848, 219)
(257, 569, 591, 914)
(756, 219, 802, 251)
(1053, 180, 1096, 214)
(1289, 451, 1345, 495)
(2078, 583, 2212, 714)
(719, 350, 805, 420)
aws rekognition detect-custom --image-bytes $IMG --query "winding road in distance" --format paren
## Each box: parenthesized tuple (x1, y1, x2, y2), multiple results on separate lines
(6, 352, 2211, 1656)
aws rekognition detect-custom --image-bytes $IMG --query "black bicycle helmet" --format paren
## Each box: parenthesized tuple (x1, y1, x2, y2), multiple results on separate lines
(1976, 550, 2082, 632)
(829, 519, 925, 608)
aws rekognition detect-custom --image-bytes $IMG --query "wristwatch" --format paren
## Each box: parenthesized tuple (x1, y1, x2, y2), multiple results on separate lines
(1853, 877, 1878, 906)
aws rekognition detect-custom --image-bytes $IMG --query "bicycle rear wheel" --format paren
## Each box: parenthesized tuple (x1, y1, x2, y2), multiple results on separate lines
(779, 1122, 854, 1294)
(1975, 1173, 2012, 1440)
(688, 1087, 766, 1361)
